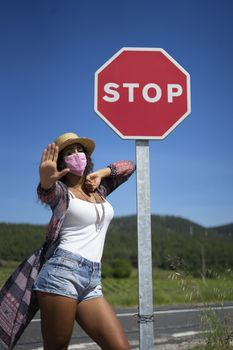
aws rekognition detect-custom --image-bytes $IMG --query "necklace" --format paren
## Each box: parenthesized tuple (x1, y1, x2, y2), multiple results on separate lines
(75, 187, 105, 232)
(94, 202, 105, 232)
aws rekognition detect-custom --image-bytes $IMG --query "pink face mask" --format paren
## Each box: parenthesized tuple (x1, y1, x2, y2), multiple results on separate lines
(64, 152, 87, 176)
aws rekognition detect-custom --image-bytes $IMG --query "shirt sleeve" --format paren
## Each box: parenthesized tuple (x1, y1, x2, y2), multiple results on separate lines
(98, 160, 136, 197)
(37, 182, 65, 210)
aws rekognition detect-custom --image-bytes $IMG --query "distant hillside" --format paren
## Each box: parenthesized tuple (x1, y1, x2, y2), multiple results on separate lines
(109, 214, 232, 238)
(0, 215, 233, 275)
(208, 222, 233, 239)
(0, 223, 46, 261)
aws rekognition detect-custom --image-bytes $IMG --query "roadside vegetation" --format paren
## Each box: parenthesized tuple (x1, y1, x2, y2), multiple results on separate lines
(168, 264, 233, 350)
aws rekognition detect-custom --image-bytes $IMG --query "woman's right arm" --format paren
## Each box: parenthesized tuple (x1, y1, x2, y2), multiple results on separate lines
(38, 143, 69, 206)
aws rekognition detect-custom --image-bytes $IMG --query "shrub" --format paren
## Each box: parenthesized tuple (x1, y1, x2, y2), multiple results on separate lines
(101, 263, 113, 278)
(111, 259, 133, 278)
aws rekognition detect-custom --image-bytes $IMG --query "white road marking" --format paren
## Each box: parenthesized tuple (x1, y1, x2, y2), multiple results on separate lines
(31, 304, 233, 322)
(32, 341, 142, 349)
(154, 304, 233, 315)
(172, 330, 209, 338)
(33, 343, 100, 350)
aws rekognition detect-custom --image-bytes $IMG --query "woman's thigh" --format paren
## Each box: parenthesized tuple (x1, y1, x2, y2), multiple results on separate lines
(37, 292, 78, 350)
(75, 297, 131, 350)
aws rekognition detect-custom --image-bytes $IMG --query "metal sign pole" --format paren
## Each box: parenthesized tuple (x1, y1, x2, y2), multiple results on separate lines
(136, 140, 154, 350)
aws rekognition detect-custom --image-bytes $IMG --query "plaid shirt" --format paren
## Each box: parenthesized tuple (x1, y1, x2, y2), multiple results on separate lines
(0, 161, 135, 349)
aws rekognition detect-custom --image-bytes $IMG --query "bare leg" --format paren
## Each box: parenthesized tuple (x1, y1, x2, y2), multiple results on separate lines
(76, 297, 131, 350)
(37, 292, 77, 350)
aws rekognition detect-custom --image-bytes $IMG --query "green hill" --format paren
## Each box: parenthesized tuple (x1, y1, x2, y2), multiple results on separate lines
(208, 222, 233, 239)
(0, 216, 233, 276)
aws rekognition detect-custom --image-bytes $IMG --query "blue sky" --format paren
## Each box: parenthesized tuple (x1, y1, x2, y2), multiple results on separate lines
(0, 0, 232, 227)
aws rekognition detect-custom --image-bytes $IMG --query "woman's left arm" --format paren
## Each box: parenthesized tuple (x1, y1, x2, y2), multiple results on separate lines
(85, 160, 136, 197)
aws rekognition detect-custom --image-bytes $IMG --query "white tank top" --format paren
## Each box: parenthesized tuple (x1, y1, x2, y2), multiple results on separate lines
(58, 192, 114, 262)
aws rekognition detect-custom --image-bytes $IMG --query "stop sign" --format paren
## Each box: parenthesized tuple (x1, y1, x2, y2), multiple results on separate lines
(94, 47, 191, 139)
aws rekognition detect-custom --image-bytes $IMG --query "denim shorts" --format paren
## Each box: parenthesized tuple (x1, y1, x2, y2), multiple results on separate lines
(33, 247, 103, 302)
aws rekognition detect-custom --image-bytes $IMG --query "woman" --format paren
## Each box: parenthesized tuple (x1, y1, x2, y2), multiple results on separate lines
(33, 132, 135, 350)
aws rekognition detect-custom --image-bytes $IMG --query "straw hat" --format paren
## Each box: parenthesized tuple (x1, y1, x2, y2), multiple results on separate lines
(54, 132, 95, 155)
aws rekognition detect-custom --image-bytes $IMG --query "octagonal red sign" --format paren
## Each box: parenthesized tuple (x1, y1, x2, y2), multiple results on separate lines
(94, 47, 191, 139)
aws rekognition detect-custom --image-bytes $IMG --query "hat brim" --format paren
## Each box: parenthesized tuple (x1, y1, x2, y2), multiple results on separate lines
(58, 137, 95, 155)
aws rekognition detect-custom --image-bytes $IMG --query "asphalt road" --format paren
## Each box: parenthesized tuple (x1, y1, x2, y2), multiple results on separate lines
(14, 303, 233, 350)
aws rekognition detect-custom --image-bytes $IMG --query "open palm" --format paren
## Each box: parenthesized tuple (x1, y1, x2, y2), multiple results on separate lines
(39, 143, 69, 189)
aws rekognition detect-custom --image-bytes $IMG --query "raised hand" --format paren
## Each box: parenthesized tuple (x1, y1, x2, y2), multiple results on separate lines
(39, 143, 70, 189)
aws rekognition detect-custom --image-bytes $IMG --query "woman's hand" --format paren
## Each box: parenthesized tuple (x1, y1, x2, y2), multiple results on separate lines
(39, 143, 69, 189)
(85, 168, 111, 192)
